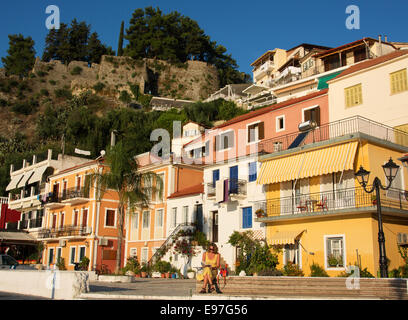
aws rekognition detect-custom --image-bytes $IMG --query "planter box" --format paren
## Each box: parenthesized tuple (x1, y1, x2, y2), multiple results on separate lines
(98, 275, 135, 283)
(151, 272, 161, 278)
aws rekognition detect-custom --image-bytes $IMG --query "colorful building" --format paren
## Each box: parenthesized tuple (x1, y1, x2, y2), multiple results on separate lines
(256, 115, 408, 276)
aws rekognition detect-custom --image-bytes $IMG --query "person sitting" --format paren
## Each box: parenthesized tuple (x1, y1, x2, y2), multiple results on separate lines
(199, 243, 222, 294)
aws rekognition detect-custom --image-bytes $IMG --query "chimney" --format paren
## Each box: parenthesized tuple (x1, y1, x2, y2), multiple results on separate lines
(384, 35, 388, 42)
(378, 35, 383, 56)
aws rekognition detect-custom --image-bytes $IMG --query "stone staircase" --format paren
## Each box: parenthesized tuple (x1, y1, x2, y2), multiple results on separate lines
(196, 276, 408, 299)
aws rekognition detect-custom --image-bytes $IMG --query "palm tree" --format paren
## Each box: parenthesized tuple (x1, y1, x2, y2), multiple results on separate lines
(89, 141, 161, 273)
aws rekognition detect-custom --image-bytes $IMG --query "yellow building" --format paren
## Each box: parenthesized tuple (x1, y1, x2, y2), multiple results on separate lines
(256, 117, 408, 277)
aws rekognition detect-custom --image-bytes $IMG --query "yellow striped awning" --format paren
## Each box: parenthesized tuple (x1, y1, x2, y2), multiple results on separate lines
(257, 141, 358, 185)
(268, 230, 305, 246)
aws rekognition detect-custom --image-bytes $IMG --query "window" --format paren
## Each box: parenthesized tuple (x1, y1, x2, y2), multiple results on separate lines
(79, 246, 86, 262)
(56, 247, 62, 263)
(325, 236, 345, 268)
(284, 242, 301, 266)
(48, 248, 54, 265)
(155, 209, 163, 228)
(182, 206, 189, 223)
(390, 69, 408, 95)
(212, 169, 220, 187)
(142, 211, 150, 229)
(132, 213, 139, 230)
(156, 174, 164, 201)
(248, 162, 257, 182)
(303, 106, 321, 126)
(82, 209, 88, 227)
(345, 84, 363, 108)
(105, 209, 116, 227)
(276, 116, 285, 132)
(141, 247, 148, 263)
(73, 210, 79, 226)
(215, 131, 235, 151)
(59, 212, 64, 228)
(247, 122, 265, 143)
(171, 208, 177, 228)
(70, 247, 76, 265)
(130, 248, 137, 258)
(242, 207, 252, 229)
(76, 176, 81, 191)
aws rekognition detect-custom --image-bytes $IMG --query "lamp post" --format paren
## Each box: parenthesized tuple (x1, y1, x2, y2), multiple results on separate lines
(355, 158, 400, 278)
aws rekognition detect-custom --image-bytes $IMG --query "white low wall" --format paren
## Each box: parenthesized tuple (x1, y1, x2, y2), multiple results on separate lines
(0, 270, 90, 299)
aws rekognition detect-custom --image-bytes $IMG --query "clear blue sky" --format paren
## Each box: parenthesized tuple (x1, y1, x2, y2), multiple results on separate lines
(0, 0, 407, 76)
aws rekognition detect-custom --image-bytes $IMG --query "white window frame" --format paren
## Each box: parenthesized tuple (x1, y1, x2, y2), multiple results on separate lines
(246, 120, 262, 145)
(104, 208, 117, 228)
(48, 247, 55, 265)
(130, 248, 137, 258)
(283, 240, 302, 269)
(182, 206, 189, 224)
(156, 173, 165, 202)
(132, 212, 139, 230)
(78, 246, 87, 262)
(171, 207, 177, 228)
(275, 115, 285, 133)
(217, 129, 235, 151)
(56, 247, 62, 263)
(69, 246, 77, 266)
(155, 209, 164, 228)
(301, 104, 320, 123)
(324, 234, 346, 270)
(141, 247, 149, 264)
(142, 210, 150, 229)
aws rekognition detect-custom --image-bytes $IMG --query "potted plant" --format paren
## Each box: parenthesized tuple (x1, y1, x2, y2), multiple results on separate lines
(327, 254, 339, 267)
(79, 256, 90, 271)
(56, 257, 67, 271)
(140, 263, 149, 278)
(255, 209, 266, 218)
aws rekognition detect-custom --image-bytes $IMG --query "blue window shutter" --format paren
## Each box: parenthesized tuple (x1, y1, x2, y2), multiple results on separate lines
(229, 166, 238, 193)
(213, 169, 219, 187)
(249, 162, 257, 182)
(243, 207, 252, 229)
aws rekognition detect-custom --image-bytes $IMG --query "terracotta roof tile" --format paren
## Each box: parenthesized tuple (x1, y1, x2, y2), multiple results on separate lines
(168, 184, 204, 199)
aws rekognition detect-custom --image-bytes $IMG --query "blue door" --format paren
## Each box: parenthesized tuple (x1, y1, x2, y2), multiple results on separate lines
(229, 165, 238, 194)
(242, 207, 252, 229)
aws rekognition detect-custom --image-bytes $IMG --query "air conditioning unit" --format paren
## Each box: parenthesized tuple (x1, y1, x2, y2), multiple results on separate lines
(273, 142, 283, 152)
(397, 233, 408, 245)
(99, 238, 108, 246)
(59, 239, 66, 247)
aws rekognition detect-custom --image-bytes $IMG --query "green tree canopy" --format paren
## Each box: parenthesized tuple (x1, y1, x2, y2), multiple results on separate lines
(42, 19, 114, 65)
(124, 6, 250, 87)
(1, 34, 36, 78)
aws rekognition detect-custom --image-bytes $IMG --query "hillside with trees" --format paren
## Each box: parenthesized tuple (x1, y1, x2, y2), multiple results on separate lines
(0, 6, 251, 196)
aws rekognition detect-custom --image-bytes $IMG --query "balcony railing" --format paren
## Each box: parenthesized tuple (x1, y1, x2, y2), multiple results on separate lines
(258, 116, 408, 155)
(6, 221, 18, 230)
(18, 219, 28, 230)
(29, 218, 43, 229)
(37, 225, 92, 239)
(229, 178, 247, 196)
(254, 186, 408, 217)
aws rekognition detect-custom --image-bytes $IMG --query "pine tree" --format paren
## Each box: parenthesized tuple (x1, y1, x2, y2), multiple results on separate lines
(117, 21, 124, 56)
(2, 34, 36, 78)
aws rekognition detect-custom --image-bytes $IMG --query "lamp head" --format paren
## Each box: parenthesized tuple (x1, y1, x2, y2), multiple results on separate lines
(355, 165, 370, 187)
(382, 157, 399, 184)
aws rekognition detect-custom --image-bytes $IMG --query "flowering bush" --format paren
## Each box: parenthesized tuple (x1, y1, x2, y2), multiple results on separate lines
(173, 239, 197, 257)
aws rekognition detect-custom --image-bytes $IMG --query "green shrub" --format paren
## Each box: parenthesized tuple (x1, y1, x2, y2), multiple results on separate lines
(40, 89, 49, 96)
(56, 257, 67, 270)
(36, 71, 48, 77)
(79, 256, 90, 270)
(153, 260, 172, 273)
(0, 99, 8, 107)
(54, 88, 72, 100)
(121, 257, 141, 275)
(93, 82, 105, 92)
(70, 66, 83, 75)
(282, 262, 304, 276)
(49, 80, 57, 85)
(11, 98, 39, 115)
(119, 90, 131, 104)
(310, 262, 329, 277)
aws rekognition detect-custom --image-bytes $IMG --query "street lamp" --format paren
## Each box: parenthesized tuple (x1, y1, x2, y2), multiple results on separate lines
(355, 157, 400, 278)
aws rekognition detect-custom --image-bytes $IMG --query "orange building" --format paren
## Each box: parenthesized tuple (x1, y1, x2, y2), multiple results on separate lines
(125, 152, 203, 265)
(40, 159, 123, 273)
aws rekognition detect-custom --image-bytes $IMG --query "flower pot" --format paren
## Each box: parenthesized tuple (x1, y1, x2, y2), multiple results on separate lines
(135, 274, 141, 278)
(165, 272, 170, 278)
(161, 273, 165, 278)
(187, 272, 195, 279)
(141, 271, 147, 278)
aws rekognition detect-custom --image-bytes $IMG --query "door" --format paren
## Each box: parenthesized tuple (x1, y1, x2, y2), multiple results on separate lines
(82, 209, 88, 227)
(229, 165, 238, 194)
(212, 211, 218, 243)
(194, 204, 203, 233)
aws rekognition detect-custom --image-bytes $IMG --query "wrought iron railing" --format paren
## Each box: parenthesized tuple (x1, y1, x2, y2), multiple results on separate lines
(253, 186, 408, 217)
(37, 224, 92, 239)
(61, 187, 90, 201)
(29, 218, 43, 229)
(18, 220, 29, 230)
(229, 178, 247, 195)
(258, 116, 408, 155)
(6, 221, 18, 230)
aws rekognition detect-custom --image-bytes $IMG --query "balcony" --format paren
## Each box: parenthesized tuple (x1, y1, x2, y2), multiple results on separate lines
(254, 186, 408, 219)
(37, 224, 92, 239)
(43, 193, 64, 209)
(258, 116, 408, 156)
(61, 187, 90, 205)
(17, 219, 28, 230)
(206, 179, 247, 200)
(253, 61, 275, 81)
(29, 218, 43, 229)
